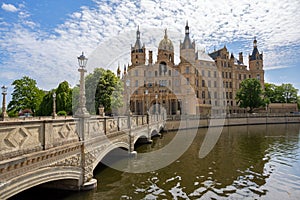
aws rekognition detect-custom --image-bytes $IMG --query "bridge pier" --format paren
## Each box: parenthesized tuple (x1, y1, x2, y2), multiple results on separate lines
(81, 178, 97, 190)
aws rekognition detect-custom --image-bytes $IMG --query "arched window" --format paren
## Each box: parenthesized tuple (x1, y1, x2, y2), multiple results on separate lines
(159, 61, 167, 75)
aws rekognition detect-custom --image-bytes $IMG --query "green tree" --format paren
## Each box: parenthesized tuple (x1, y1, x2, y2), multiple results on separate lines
(8, 76, 45, 115)
(85, 68, 103, 114)
(37, 90, 54, 116)
(37, 81, 73, 116)
(264, 83, 277, 103)
(94, 69, 123, 115)
(72, 86, 80, 114)
(56, 81, 72, 114)
(264, 83, 298, 104)
(280, 83, 298, 103)
(236, 78, 264, 113)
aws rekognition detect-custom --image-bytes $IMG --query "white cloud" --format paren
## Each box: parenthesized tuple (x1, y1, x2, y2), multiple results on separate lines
(1, 3, 18, 12)
(0, 0, 299, 92)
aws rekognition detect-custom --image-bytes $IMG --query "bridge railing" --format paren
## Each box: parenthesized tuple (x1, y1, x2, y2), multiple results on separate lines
(0, 114, 165, 161)
(0, 119, 79, 162)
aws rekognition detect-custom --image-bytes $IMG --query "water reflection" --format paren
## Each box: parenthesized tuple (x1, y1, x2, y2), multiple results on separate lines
(10, 124, 300, 200)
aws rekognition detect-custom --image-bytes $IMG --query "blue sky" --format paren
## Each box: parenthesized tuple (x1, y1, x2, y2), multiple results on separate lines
(1, 0, 300, 103)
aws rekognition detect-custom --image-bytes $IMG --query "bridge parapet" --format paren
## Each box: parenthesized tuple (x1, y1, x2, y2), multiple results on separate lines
(0, 114, 165, 199)
(0, 119, 79, 162)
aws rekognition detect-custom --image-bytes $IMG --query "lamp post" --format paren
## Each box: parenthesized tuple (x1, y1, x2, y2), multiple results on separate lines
(145, 89, 149, 114)
(126, 79, 131, 115)
(155, 94, 158, 115)
(1, 85, 8, 121)
(126, 78, 136, 155)
(75, 52, 90, 118)
(52, 92, 56, 119)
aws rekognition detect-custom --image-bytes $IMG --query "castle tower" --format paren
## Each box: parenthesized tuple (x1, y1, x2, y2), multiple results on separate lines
(130, 26, 146, 68)
(156, 29, 175, 76)
(180, 21, 196, 63)
(157, 29, 175, 65)
(249, 37, 264, 88)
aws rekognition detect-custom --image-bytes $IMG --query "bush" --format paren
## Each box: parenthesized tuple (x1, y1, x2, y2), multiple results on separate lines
(8, 111, 18, 118)
(57, 110, 67, 116)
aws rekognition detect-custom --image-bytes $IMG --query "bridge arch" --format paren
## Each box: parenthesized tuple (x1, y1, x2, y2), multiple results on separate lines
(92, 142, 130, 171)
(133, 133, 149, 145)
(1, 166, 81, 199)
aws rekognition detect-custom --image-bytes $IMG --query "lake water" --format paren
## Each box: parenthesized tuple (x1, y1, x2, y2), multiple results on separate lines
(11, 124, 300, 200)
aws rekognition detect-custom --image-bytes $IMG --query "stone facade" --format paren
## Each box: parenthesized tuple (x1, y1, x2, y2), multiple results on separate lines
(121, 22, 265, 116)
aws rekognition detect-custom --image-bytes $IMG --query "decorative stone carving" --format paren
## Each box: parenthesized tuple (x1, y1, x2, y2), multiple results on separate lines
(84, 152, 96, 182)
(4, 127, 30, 148)
(53, 154, 81, 167)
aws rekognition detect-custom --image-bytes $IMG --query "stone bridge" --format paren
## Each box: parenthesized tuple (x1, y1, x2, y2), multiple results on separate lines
(0, 114, 165, 199)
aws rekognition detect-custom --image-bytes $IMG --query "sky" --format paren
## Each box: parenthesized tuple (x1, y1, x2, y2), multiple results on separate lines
(1, 0, 300, 103)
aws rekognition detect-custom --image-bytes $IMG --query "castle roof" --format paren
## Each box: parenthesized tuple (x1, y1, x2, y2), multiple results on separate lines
(181, 21, 193, 49)
(158, 29, 174, 51)
(132, 26, 144, 52)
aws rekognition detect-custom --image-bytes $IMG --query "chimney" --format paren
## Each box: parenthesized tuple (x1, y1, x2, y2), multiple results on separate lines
(149, 50, 153, 65)
(239, 52, 243, 63)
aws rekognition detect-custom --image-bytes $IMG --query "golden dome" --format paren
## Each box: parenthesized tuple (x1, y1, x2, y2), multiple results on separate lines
(158, 29, 174, 51)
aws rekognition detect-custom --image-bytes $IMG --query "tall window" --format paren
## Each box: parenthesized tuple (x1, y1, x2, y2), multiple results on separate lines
(202, 80, 205, 87)
(186, 66, 190, 74)
(159, 62, 167, 75)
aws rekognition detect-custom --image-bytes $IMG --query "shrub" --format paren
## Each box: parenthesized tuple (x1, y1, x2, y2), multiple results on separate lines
(57, 110, 67, 116)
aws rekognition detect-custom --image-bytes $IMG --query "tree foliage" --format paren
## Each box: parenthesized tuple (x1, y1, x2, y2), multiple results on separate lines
(56, 81, 72, 114)
(8, 76, 45, 115)
(37, 81, 73, 116)
(85, 68, 103, 114)
(37, 91, 54, 116)
(94, 68, 123, 115)
(236, 78, 264, 113)
(264, 83, 298, 104)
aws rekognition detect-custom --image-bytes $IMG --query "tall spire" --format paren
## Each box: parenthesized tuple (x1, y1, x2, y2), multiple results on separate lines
(253, 36, 257, 47)
(132, 26, 142, 51)
(123, 64, 126, 75)
(164, 28, 168, 39)
(181, 21, 193, 49)
(249, 37, 262, 61)
(117, 63, 121, 78)
(185, 20, 189, 35)
(137, 25, 140, 41)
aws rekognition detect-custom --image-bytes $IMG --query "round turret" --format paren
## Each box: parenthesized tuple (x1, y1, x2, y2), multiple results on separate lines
(158, 29, 174, 51)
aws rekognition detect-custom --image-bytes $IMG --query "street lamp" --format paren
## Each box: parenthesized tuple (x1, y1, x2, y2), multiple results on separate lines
(52, 92, 56, 119)
(126, 79, 131, 115)
(1, 85, 8, 121)
(125, 78, 136, 154)
(145, 89, 149, 114)
(75, 52, 90, 118)
(155, 94, 158, 115)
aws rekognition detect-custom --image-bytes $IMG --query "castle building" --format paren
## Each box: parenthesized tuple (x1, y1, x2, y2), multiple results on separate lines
(121, 22, 265, 116)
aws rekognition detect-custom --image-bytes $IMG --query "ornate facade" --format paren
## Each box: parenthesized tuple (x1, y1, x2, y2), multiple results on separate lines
(120, 22, 265, 116)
